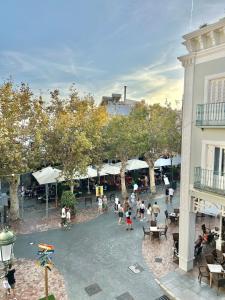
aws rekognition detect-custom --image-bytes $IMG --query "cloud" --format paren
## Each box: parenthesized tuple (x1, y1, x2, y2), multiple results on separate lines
(93, 54, 184, 108)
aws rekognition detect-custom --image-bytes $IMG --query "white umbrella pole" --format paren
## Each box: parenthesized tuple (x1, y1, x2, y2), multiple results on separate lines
(45, 184, 49, 219)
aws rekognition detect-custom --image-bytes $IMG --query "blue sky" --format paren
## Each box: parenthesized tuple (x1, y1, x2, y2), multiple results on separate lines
(0, 0, 225, 106)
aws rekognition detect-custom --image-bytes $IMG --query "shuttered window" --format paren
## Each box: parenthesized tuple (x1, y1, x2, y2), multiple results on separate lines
(208, 77, 225, 103)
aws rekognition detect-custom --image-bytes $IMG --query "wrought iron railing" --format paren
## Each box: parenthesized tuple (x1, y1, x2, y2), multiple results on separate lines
(196, 102, 225, 126)
(194, 167, 225, 196)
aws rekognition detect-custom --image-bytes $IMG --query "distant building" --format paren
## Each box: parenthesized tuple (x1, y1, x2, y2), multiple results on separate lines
(100, 86, 139, 116)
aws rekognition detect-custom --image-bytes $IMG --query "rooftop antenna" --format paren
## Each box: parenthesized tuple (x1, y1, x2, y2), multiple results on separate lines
(189, 0, 194, 30)
(124, 85, 127, 102)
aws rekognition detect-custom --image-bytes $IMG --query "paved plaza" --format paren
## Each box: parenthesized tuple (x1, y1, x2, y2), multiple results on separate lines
(13, 191, 170, 300)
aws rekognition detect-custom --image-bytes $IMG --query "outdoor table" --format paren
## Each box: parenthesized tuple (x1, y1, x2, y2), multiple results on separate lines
(168, 212, 179, 224)
(207, 264, 224, 287)
(150, 226, 164, 232)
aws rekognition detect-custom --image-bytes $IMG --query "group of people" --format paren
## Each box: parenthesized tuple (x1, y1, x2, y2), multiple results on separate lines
(165, 186, 174, 203)
(61, 205, 71, 227)
(97, 195, 108, 213)
(114, 193, 161, 230)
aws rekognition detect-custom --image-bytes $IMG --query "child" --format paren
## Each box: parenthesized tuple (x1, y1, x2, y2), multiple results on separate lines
(126, 207, 133, 231)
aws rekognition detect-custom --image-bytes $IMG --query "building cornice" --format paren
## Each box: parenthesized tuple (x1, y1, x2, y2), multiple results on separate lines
(182, 17, 225, 54)
(178, 54, 196, 67)
(183, 17, 225, 40)
(178, 42, 225, 67)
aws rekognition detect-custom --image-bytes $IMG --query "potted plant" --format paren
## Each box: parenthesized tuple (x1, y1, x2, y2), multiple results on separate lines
(60, 191, 77, 216)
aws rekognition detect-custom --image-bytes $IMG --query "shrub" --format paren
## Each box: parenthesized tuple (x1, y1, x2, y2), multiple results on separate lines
(60, 191, 77, 214)
(39, 295, 55, 300)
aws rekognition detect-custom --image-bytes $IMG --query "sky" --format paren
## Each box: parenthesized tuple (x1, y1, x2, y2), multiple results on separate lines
(0, 0, 225, 107)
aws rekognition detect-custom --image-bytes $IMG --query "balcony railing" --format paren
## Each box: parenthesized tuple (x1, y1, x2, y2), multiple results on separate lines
(196, 102, 225, 127)
(194, 167, 225, 196)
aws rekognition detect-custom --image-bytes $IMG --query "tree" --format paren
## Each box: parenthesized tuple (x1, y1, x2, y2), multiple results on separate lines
(46, 88, 108, 192)
(131, 103, 181, 193)
(103, 115, 144, 198)
(0, 81, 49, 220)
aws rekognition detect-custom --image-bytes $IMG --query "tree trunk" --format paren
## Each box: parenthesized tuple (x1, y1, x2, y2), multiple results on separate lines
(9, 175, 20, 220)
(70, 181, 74, 193)
(120, 161, 127, 199)
(147, 160, 156, 194)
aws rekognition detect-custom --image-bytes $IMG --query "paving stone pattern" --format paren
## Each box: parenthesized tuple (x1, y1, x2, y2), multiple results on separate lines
(14, 192, 166, 300)
(0, 259, 68, 300)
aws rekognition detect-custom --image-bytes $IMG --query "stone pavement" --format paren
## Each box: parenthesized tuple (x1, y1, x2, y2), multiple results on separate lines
(157, 269, 225, 300)
(14, 201, 166, 300)
(0, 259, 67, 300)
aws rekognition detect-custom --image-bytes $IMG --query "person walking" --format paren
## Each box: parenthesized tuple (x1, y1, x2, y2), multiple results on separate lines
(147, 203, 152, 223)
(102, 194, 108, 212)
(135, 197, 141, 219)
(126, 207, 133, 230)
(5, 264, 16, 299)
(123, 197, 130, 214)
(152, 201, 160, 221)
(115, 195, 119, 213)
(165, 188, 169, 203)
(169, 187, 174, 203)
(66, 208, 71, 224)
(98, 196, 103, 213)
(118, 205, 124, 225)
(130, 192, 136, 208)
(61, 205, 66, 227)
(140, 200, 145, 221)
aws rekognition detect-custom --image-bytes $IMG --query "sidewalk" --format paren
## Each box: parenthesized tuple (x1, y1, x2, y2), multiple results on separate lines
(157, 269, 225, 300)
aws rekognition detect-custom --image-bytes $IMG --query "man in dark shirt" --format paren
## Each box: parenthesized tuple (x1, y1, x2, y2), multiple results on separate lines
(5, 264, 16, 299)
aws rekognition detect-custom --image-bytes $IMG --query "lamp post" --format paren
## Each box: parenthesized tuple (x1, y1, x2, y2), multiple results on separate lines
(0, 227, 16, 271)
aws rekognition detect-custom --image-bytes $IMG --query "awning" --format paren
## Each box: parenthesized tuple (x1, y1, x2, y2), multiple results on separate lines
(125, 159, 148, 171)
(32, 167, 62, 185)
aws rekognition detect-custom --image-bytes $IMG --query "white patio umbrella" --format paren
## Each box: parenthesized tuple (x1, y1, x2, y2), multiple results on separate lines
(100, 163, 121, 175)
(32, 166, 62, 185)
(125, 159, 148, 171)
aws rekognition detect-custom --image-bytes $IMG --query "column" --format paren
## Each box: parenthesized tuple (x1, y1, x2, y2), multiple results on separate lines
(179, 56, 196, 271)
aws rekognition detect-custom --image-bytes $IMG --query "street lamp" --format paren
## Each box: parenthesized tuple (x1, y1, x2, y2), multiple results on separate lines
(0, 228, 16, 267)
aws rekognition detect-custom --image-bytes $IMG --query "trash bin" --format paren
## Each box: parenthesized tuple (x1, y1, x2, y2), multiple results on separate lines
(172, 181, 177, 190)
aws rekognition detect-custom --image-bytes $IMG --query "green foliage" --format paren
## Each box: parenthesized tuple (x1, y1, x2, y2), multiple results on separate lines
(45, 87, 108, 189)
(39, 295, 55, 300)
(60, 191, 77, 209)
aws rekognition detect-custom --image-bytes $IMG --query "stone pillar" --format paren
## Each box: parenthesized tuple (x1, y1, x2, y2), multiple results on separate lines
(178, 56, 196, 271)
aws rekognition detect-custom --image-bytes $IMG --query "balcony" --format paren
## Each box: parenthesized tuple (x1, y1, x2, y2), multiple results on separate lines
(196, 102, 225, 127)
(194, 167, 225, 196)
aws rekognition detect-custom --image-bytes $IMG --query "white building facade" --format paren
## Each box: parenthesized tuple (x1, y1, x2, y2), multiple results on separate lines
(179, 17, 225, 271)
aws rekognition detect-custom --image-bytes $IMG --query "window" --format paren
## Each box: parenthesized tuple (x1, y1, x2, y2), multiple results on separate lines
(213, 147, 225, 176)
(208, 77, 225, 103)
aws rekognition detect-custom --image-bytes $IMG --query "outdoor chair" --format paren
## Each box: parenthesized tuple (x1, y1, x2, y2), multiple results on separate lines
(204, 253, 215, 264)
(142, 226, 151, 239)
(160, 225, 168, 240)
(150, 220, 157, 227)
(195, 246, 203, 264)
(211, 249, 225, 265)
(152, 231, 160, 241)
(198, 265, 209, 284)
(174, 208, 180, 215)
(172, 241, 179, 262)
(172, 233, 179, 243)
(212, 276, 225, 295)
